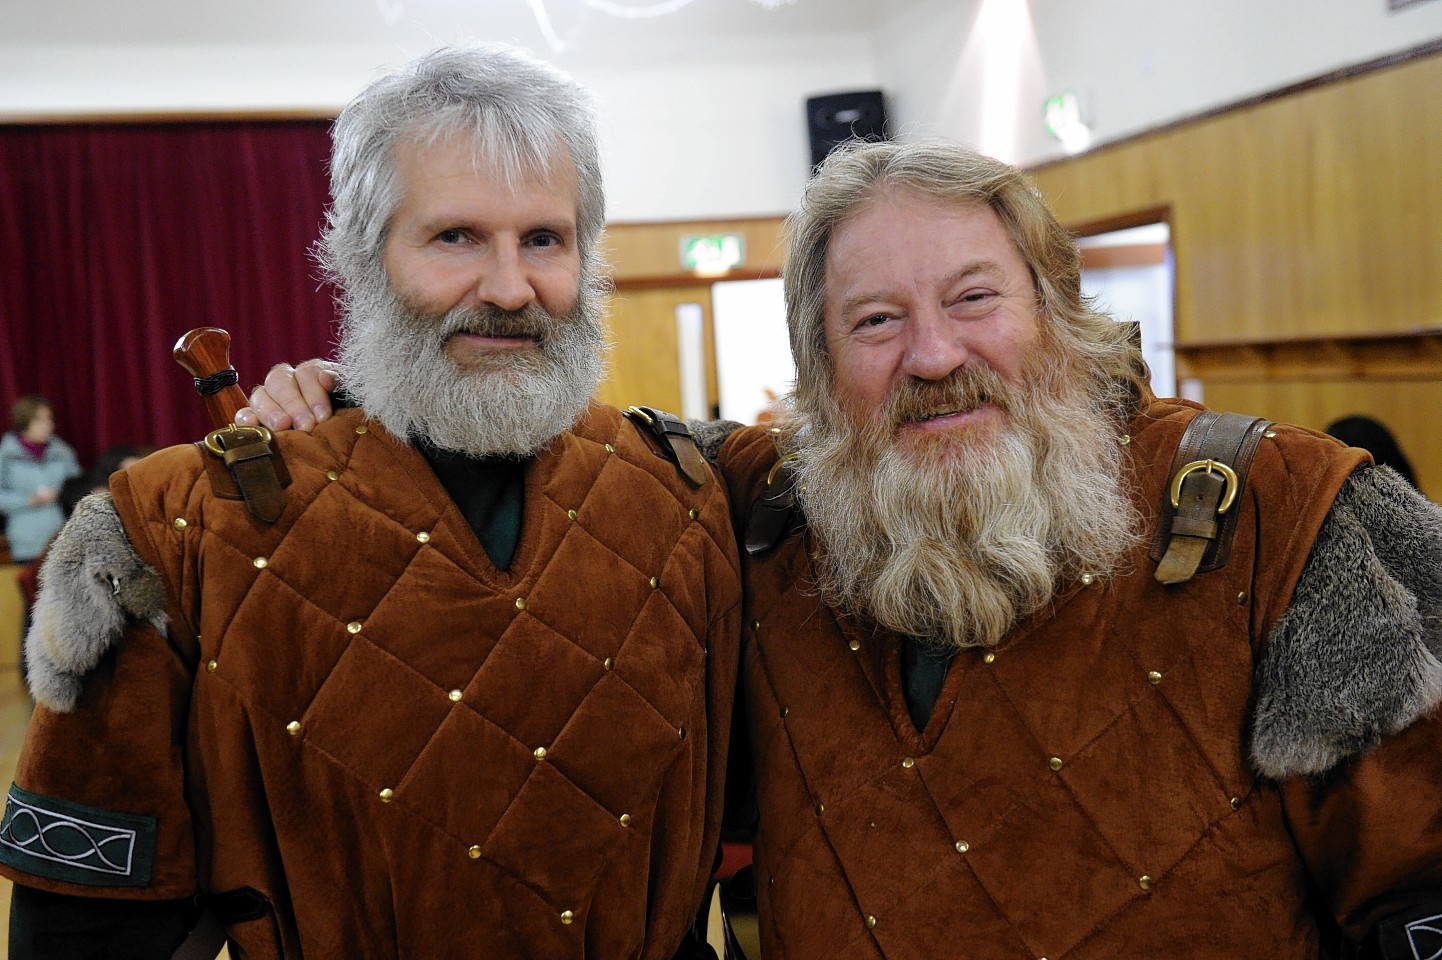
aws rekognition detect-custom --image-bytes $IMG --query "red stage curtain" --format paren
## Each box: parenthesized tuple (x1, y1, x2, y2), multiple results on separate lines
(0, 120, 339, 466)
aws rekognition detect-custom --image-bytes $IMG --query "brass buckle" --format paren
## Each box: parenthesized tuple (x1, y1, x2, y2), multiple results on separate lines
(1169, 459, 1240, 514)
(766, 453, 798, 488)
(625, 405, 654, 426)
(203, 424, 274, 457)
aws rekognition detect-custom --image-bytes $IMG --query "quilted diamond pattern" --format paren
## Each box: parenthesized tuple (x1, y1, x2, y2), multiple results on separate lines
(107, 403, 740, 957)
(720, 404, 1365, 960)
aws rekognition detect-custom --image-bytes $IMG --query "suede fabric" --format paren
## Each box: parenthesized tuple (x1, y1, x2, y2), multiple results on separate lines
(5, 404, 741, 958)
(716, 399, 1442, 959)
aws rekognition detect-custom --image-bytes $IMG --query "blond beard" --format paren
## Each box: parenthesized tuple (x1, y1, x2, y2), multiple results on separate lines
(789, 348, 1141, 651)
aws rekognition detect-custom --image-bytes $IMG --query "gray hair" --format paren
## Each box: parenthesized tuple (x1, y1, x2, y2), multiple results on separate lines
(783, 138, 1148, 420)
(318, 43, 606, 290)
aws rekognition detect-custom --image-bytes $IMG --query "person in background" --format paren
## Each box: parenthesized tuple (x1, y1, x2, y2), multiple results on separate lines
(1326, 413, 1420, 489)
(0, 396, 80, 567)
(0, 43, 739, 959)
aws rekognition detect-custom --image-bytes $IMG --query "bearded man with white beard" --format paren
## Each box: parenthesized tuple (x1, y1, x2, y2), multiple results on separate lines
(247, 137, 1442, 959)
(711, 139, 1442, 960)
(0, 45, 740, 960)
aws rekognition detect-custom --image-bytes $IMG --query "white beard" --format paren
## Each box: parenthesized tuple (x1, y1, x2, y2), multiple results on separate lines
(789, 348, 1141, 651)
(335, 272, 607, 457)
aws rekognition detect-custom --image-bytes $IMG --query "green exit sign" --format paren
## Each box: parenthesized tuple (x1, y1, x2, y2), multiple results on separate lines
(681, 233, 746, 274)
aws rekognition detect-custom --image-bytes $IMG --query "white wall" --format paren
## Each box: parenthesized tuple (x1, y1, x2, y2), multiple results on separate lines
(6, 0, 1442, 218)
(0, 0, 889, 222)
(577, 35, 878, 221)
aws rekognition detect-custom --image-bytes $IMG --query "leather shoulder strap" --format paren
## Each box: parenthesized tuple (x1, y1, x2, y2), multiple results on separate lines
(744, 452, 802, 556)
(623, 405, 710, 486)
(194, 425, 291, 524)
(1151, 410, 1274, 584)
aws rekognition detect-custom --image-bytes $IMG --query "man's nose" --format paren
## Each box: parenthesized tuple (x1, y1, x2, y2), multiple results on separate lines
(899, 306, 969, 381)
(475, 245, 537, 312)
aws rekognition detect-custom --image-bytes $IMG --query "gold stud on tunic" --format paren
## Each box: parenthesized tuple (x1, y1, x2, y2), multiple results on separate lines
(901, 757, 916, 769)
(1237, 591, 1249, 605)
(848, 639, 861, 652)
(286, 721, 301, 736)
(603, 657, 615, 670)
(534, 747, 549, 761)
(346, 621, 363, 635)
(649, 576, 660, 589)
(983, 652, 996, 664)
(515, 597, 527, 611)
(689, 509, 699, 520)
(379, 788, 394, 802)
(1148, 671, 1163, 685)
(1264, 429, 1277, 439)
(1139, 875, 1153, 890)
(448, 689, 463, 702)
(1118, 434, 1131, 445)
(172, 517, 188, 530)
(355, 424, 368, 435)
(1080, 573, 1096, 586)
(1048, 757, 1064, 771)
(955, 840, 970, 853)
(416, 531, 430, 544)
(560, 910, 575, 925)
(865, 915, 877, 930)
(619, 814, 632, 827)
(206, 660, 218, 673)
(468, 845, 481, 859)
(326, 470, 339, 481)
(604, 443, 615, 454)
(567, 509, 578, 521)
(1230, 797, 1243, 810)
(253, 557, 268, 569)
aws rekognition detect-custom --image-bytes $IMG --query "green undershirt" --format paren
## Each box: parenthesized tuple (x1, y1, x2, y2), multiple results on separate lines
(421, 447, 528, 570)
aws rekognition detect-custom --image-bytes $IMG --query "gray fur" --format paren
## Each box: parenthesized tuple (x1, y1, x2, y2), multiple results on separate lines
(1250, 466, 1442, 778)
(25, 492, 168, 713)
(686, 418, 745, 465)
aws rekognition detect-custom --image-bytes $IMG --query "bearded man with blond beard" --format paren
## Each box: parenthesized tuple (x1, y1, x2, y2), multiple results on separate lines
(715, 139, 1442, 960)
(0, 45, 739, 959)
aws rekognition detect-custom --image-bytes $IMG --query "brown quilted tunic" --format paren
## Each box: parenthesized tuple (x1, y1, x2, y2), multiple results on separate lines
(5, 404, 741, 958)
(719, 399, 1442, 958)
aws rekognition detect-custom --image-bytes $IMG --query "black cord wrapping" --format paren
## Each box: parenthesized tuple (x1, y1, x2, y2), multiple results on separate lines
(194, 368, 240, 397)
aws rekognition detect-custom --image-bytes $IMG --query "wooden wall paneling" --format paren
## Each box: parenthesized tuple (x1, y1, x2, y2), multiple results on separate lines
(1198, 377, 1440, 501)
(596, 284, 718, 416)
(1030, 50, 1442, 348)
(604, 217, 787, 283)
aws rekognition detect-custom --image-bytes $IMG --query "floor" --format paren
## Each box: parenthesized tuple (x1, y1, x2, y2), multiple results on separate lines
(0, 669, 33, 960)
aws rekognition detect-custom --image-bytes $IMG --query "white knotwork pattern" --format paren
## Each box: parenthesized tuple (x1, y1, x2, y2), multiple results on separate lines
(0, 795, 136, 876)
(1406, 914, 1442, 960)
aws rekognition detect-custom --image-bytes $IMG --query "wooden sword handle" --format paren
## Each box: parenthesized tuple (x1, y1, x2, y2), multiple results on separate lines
(172, 327, 250, 430)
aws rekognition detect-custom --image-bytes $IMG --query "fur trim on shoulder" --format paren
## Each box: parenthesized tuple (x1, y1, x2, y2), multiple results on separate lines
(1250, 466, 1442, 778)
(25, 492, 168, 712)
(686, 418, 745, 465)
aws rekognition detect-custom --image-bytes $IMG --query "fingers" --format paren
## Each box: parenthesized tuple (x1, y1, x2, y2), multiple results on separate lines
(236, 363, 305, 431)
(235, 360, 342, 432)
(293, 359, 340, 425)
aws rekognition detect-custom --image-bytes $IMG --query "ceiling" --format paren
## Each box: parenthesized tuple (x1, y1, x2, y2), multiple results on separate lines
(6, 0, 898, 65)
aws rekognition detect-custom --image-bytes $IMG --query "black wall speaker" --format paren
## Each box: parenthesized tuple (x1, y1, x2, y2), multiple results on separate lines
(806, 90, 889, 169)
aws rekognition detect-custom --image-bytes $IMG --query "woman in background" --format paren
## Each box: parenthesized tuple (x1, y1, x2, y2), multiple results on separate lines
(0, 396, 80, 566)
(1326, 414, 1420, 489)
